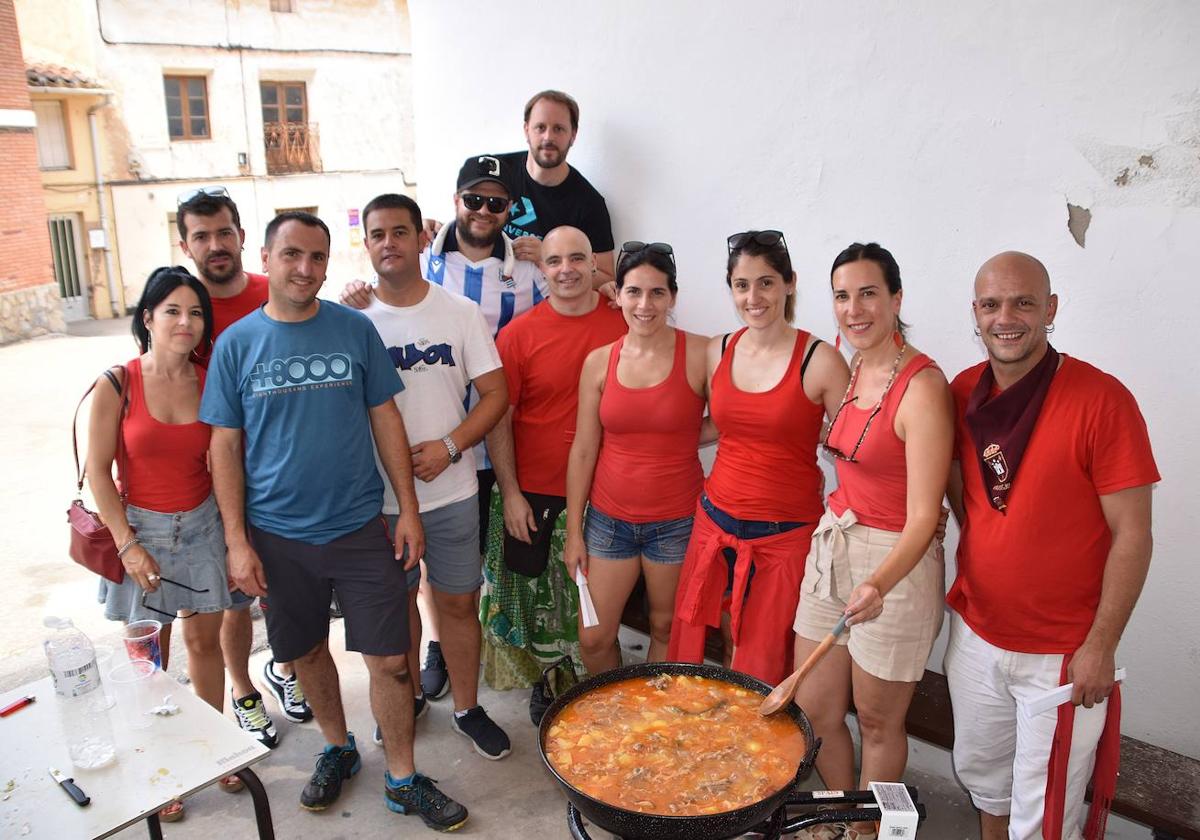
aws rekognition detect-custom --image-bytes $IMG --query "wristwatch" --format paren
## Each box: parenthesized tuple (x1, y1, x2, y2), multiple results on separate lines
(442, 435, 462, 464)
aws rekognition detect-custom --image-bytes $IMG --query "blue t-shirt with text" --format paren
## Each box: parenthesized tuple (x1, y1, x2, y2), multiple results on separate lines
(200, 302, 404, 544)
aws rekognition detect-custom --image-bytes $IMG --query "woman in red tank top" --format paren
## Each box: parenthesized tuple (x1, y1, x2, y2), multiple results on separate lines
(790, 244, 954, 840)
(667, 231, 850, 686)
(88, 268, 243, 815)
(564, 243, 709, 674)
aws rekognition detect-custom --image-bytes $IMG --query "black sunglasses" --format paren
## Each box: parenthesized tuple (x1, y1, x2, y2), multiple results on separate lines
(176, 185, 230, 207)
(140, 575, 210, 620)
(727, 229, 787, 254)
(461, 193, 510, 214)
(619, 241, 675, 269)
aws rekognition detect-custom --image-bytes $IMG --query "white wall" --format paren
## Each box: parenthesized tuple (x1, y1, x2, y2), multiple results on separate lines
(410, 0, 1200, 758)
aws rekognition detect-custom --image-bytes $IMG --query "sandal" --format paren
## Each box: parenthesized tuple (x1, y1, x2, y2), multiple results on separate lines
(158, 799, 185, 822)
(218, 774, 244, 793)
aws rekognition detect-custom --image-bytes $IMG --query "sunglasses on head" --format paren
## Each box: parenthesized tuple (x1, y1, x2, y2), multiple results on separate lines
(461, 193, 510, 214)
(727, 229, 787, 254)
(177, 185, 230, 207)
(619, 241, 675, 269)
(140, 575, 210, 620)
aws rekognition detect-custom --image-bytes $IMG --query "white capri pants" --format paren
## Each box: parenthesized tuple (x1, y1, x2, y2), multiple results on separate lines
(944, 611, 1109, 840)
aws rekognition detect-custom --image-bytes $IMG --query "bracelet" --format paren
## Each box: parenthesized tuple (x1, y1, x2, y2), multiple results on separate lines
(116, 536, 140, 557)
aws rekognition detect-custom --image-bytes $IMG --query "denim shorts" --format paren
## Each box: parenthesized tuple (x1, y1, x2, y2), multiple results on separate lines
(99, 494, 233, 624)
(386, 496, 483, 595)
(583, 504, 693, 564)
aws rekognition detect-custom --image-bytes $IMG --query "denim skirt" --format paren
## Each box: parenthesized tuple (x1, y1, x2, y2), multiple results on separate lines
(98, 494, 232, 624)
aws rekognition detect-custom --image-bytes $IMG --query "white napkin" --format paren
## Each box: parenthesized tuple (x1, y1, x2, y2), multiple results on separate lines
(575, 568, 599, 628)
(1019, 668, 1127, 718)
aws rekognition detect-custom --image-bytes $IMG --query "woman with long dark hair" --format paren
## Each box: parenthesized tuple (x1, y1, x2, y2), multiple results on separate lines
(89, 266, 237, 820)
(791, 243, 953, 840)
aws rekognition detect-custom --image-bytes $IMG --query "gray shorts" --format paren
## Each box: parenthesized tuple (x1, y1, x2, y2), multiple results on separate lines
(99, 495, 233, 624)
(387, 496, 482, 596)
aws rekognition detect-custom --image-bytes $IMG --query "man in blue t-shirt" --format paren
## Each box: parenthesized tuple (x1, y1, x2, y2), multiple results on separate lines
(201, 212, 468, 830)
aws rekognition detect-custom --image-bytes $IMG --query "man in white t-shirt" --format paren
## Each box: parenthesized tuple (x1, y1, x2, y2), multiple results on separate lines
(359, 192, 513, 762)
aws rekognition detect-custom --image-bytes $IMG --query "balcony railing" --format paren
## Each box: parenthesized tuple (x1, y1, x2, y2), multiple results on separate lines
(263, 122, 321, 174)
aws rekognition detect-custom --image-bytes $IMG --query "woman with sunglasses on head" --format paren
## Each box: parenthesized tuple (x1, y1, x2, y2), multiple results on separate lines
(564, 241, 708, 674)
(667, 230, 850, 685)
(790, 243, 953, 840)
(89, 267, 237, 819)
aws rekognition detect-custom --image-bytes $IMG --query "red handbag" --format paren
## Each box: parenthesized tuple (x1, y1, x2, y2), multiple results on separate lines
(67, 367, 128, 584)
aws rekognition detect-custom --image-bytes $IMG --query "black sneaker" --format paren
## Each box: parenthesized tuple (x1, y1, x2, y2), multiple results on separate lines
(385, 773, 468, 832)
(262, 658, 313, 723)
(372, 694, 428, 746)
(450, 706, 511, 760)
(529, 680, 553, 727)
(420, 641, 450, 699)
(300, 733, 361, 811)
(232, 690, 279, 749)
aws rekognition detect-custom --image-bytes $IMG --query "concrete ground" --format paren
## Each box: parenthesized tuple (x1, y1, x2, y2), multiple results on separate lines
(0, 325, 1150, 838)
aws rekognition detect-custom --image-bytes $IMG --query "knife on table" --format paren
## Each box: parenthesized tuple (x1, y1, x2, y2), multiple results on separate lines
(48, 767, 90, 806)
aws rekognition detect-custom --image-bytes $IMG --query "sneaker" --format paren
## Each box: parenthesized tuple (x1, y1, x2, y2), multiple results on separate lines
(420, 641, 450, 699)
(450, 706, 511, 760)
(300, 733, 362, 811)
(529, 680, 553, 727)
(262, 658, 313, 723)
(372, 694, 429, 745)
(232, 690, 279, 749)
(385, 772, 468, 832)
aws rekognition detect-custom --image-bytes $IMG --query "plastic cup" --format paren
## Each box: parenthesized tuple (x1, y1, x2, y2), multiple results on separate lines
(108, 659, 157, 731)
(92, 644, 117, 710)
(122, 620, 163, 670)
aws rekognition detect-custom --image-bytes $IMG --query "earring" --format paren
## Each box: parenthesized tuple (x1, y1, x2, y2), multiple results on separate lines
(1045, 324, 1056, 334)
(973, 327, 981, 337)
(835, 333, 842, 351)
(893, 330, 904, 349)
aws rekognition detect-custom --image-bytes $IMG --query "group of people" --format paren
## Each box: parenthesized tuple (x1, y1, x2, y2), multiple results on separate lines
(84, 88, 1158, 840)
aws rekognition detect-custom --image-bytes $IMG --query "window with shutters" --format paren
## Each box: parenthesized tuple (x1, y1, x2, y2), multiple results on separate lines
(164, 75, 211, 140)
(32, 100, 72, 169)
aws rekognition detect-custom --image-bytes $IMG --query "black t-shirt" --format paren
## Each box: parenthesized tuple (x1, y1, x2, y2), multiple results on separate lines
(497, 150, 615, 253)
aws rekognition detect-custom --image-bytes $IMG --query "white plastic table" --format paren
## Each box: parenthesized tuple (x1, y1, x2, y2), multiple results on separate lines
(0, 672, 274, 839)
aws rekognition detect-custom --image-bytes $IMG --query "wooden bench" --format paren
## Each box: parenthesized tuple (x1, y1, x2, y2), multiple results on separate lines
(619, 589, 1200, 838)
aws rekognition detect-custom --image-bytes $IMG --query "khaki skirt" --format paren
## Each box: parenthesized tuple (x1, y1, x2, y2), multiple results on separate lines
(792, 506, 944, 683)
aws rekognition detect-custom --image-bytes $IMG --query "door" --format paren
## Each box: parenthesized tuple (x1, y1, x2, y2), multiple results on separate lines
(48, 214, 89, 321)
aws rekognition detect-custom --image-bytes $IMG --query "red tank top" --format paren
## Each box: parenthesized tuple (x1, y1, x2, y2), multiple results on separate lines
(590, 331, 706, 522)
(121, 358, 213, 513)
(827, 354, 937, 531)
(706, 328, 825, 522)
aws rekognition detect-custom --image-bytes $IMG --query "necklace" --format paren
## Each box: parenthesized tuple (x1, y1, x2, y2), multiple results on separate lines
(821, 340, 907, 462)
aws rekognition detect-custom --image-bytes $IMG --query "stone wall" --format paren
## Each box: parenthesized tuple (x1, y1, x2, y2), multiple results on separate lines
(0, 282, 65, 344)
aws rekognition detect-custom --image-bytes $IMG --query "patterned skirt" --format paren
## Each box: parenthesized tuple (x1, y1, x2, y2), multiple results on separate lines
(479, 488, 582, 690)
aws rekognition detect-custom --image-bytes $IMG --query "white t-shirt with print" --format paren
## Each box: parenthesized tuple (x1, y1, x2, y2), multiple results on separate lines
(363, 282, 502, 514)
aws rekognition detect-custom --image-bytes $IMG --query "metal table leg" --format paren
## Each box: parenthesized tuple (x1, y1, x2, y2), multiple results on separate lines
(235, 767, 275, 840)
(144, 812, 163, 840)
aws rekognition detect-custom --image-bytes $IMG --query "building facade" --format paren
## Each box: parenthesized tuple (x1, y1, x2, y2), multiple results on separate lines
(16, 0, 416, 320)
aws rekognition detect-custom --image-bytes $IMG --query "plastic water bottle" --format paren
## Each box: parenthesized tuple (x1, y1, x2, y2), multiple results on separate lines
(43, 616, 117, 769)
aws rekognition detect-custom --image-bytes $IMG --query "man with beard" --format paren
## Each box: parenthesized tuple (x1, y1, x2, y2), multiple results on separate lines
(945, 252, 1158, 840)
(175, 188, 311, 755)
(341, 157, 544, 702)
(496, 90, 615, 290)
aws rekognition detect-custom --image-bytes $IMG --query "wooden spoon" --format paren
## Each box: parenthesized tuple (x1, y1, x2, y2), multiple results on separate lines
(758, 614, 850, 716)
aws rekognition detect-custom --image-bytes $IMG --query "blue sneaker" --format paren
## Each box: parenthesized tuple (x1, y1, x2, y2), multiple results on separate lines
(385, 772, 468, 832)
(300, 733, 361, 811)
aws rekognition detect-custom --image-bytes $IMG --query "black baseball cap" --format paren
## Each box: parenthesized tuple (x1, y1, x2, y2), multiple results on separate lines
(456, 155, 510, 195)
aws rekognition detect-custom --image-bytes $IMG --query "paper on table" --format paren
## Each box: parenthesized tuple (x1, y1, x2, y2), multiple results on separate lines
(1020, 668, 1127, 718)
(575, 568, 599, 628)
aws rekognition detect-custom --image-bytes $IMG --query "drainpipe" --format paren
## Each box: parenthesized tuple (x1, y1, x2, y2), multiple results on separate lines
(87, 95, 121, 317)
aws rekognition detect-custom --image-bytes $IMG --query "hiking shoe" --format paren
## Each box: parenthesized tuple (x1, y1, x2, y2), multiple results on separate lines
(451, 706, 511, 760)
(300, 733, 361, 811)
(420, 641, 450, 699)
(529, 680, 553, 727)
(385, 772, 468, 832)
(262, 658, 313, 723)
(372, 694, 429, 745)
(232, 690, 279, 749)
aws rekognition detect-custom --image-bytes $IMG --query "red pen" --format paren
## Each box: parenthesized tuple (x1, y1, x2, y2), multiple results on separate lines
(0, 696, 36, 717)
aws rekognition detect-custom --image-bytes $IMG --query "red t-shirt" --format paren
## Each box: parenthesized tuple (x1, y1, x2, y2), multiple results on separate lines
(947, 356, 1159, 653)
(705, 328, 826, 522)
(194, 272, 269, 366)
(497, 297, 627, 497)
(121, 358, 212, 513)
